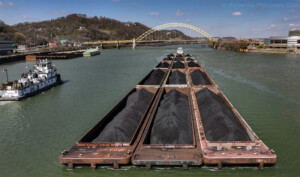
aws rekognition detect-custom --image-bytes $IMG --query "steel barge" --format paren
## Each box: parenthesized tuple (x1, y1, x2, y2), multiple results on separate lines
(60, 48, 276, 170)
(0, 59, 62, 101)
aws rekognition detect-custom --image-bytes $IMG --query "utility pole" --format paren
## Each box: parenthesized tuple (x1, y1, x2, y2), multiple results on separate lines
(3, 69, 8, 82)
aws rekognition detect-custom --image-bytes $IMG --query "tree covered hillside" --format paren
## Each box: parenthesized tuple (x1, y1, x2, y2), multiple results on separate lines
(0, 14, 192, 45)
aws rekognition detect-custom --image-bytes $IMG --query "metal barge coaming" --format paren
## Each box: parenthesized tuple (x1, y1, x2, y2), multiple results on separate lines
(60, 61, 172, 169)
(187, 67, 217, 87)
(0, 77, 62, 101)
(77, 87, 159, 147)
(137, 68, 171, 87)
(190, 85, 276, 169)
(155, 60, 173, 69)
(131, 87, 203, 167)
(59, 86, 161, 169)
(59, 48, 276, 170)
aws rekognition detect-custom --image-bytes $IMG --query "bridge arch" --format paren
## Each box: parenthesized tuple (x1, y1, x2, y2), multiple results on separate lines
(136, 22, 215, 41)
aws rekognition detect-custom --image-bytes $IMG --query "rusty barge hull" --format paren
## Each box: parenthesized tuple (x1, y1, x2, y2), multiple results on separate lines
(59, 86, 161, 169)
(59, 51, 276, 170)
(186, 62, 276, 169)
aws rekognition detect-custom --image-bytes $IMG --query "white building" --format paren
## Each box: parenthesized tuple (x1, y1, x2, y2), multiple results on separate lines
(264, 36, 300, 49)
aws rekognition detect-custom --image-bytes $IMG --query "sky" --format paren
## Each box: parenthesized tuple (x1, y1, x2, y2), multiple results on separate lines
(0, 0, 299, 38)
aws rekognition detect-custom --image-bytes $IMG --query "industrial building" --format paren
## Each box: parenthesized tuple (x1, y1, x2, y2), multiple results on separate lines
(0, 40, 14, 55)
(264, 30, 300, 49)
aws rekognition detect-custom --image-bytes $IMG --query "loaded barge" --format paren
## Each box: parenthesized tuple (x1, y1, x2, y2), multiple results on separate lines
(60, 48, 276, 170)
(0, 59, 62, 101)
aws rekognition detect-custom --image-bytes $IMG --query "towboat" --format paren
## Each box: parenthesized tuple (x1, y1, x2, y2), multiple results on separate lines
(83, 48, 100, 57)
(177, 47, 183, 55)
(0, 59, 62, 101)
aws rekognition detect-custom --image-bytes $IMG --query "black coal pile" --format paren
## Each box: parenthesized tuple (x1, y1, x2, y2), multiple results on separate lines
(186, 57, 195, 62)
(195, 88, 251, 141)
(175, 57, 184, 62)
(191, 70, 211, 85)
(150, 89, 193, 144)
(163, 56, 173, 61)
(93, 88, 154, 142)
(172, 62, 185, 69)
(143, 69, 165, 85)
(188, 61, 199, 67)
(168, 70, 186, 84)
(157, 62, 170, 68)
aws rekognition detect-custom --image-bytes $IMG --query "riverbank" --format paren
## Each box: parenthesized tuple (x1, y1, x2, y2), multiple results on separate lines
(0, 52, 51, 64)
(0, 42, 200, 65)
(248, 48, 300, 54)
(209, 41, 300, 55)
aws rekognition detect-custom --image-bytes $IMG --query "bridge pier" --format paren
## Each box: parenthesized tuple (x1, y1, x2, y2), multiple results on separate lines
(133, 38, 136, 49)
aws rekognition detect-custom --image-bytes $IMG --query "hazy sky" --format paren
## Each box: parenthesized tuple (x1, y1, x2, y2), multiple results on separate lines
(0, 0, 299, 38)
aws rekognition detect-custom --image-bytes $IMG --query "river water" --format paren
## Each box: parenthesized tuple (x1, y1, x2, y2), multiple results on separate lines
(0, 45, 299, 177)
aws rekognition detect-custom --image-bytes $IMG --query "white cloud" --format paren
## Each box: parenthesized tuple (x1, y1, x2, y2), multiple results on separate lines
(282, 17, 289, 21)
(0, 1, 3, 7)
(267, 24, 279, 31)
(149, 11, 160, 16)
(282, 16, 299, 22)
(232, 12, 243, 16)
(288, 24, 300, 27)
(176, 10, 186, 17)
(7, 1, 14, 6)
(22, 15, 30, 20)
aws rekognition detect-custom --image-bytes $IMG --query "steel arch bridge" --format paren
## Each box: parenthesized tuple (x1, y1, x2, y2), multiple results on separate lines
(136, 22, 215, 41)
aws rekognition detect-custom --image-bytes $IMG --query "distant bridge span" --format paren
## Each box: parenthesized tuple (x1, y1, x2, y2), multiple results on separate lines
(83, 22, 215, 45)
(136, 22, 215, 41)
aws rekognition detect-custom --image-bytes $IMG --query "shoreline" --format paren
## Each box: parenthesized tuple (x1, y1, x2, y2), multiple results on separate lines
(248, 48, 300, 54)
(212, 47, 300, 55)
(0, 42, 199, 65)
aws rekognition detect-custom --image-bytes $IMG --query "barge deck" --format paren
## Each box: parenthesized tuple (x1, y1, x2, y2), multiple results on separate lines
(59, 49, 276, 170)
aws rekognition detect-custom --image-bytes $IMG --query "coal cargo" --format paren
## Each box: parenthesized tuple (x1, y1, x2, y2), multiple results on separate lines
(186, 57, 195, 62)
(163, 56, 173, 61)
(172, 62, 185, 69)
(188, 61, 199, 67)
(195, 88, 251, 141)
(93, 88, 154, 142)
(175, 57, 184, 62)
(60, 49, 276, 169)
(168, 70, 186, 84)
(191, 70, 211, 85)
(156, 62, 170, 68)
(150, 89, 193, 144)
(143, 69, 165, 85)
